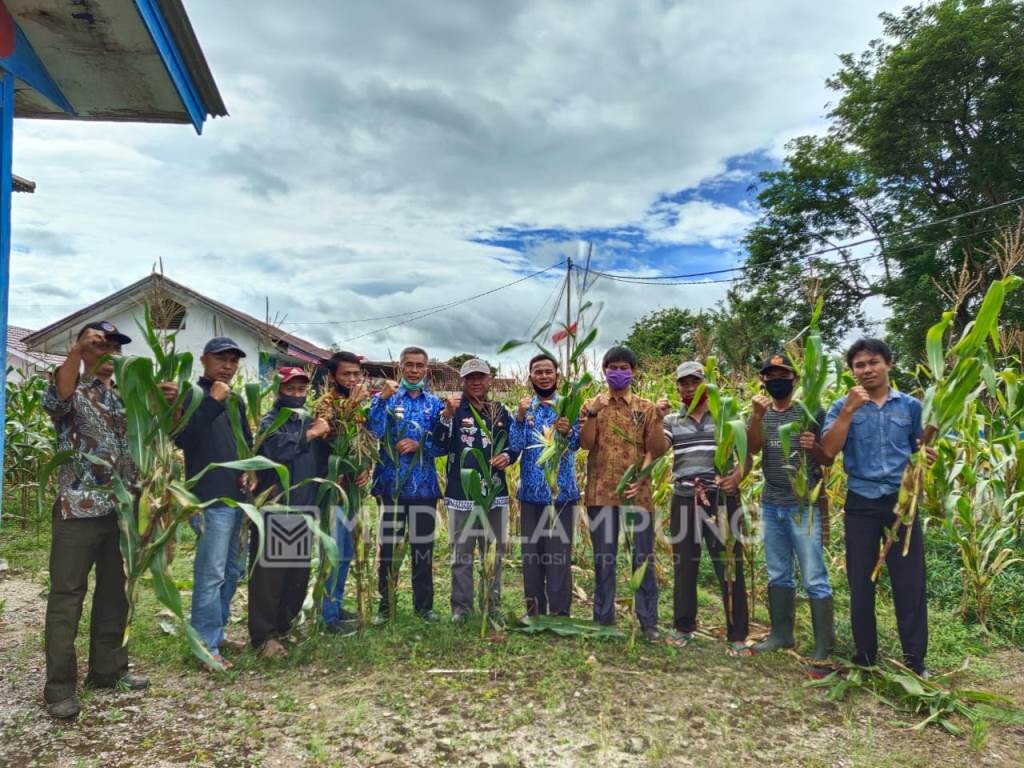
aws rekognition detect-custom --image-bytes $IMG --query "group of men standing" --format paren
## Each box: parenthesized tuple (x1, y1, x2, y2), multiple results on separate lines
(40, 320, 930, 721)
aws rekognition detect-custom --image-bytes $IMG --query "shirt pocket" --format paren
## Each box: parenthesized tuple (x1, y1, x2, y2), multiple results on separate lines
(887, 412, 913, 453)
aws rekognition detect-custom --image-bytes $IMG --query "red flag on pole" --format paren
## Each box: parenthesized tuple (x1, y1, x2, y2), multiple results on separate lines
(552, 323, 577, 344)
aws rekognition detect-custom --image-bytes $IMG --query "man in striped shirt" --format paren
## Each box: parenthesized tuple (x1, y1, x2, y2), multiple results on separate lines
(660, 361, 749, 653)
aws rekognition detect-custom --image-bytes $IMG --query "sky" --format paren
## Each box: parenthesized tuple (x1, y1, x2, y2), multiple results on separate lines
(8, 0, 906, 370)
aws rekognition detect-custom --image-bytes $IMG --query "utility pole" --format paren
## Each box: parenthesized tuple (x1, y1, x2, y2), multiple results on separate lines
(564, 256, 573, 371)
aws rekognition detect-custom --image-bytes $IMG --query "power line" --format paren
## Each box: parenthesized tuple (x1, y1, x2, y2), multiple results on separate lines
(521, 270, 565, 340)
(590, 224, 1009, 287)
(588, 195, 1024, 283)
(335, 260, 565, 343)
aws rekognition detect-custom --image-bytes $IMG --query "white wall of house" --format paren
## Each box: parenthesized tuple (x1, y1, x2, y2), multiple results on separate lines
(30, 302, 276, 380)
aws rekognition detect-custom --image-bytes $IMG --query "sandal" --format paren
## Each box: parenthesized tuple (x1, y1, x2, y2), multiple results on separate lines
(202, 653, 233, 673)
(665, 630, 694, 648)
(726, 641, 754, 657)
(259, 638, 289, 659)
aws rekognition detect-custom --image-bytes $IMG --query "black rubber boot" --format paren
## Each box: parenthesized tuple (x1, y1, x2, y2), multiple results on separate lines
(752, 586, 796, 653)
(809, 596, 835, 661)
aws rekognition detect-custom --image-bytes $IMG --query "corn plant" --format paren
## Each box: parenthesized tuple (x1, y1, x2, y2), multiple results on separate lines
(690, 356, 749, 622)
(873, 275, 1021, 579)
(3, 370, 53, 529)
(778, 298, 830, 504)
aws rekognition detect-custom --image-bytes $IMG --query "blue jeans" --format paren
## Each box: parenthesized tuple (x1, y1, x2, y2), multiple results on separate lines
(190, 506, 246, 654)
(322, 506, 354, 626)
(761, 502, 832, 599)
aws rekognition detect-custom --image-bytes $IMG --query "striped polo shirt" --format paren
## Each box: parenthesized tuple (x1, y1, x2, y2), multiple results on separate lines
(663, 408, 718, 497)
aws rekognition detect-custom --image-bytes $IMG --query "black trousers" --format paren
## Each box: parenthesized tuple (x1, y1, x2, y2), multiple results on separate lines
(844, 491, 928, 672)
(247, 520, 311, 647)
(377, 499, 436, 614)
(587, 505, 658, 629)
(44, 507, 129, 703)
(520, 501, 576, 616)
(670, 492, 749, 641)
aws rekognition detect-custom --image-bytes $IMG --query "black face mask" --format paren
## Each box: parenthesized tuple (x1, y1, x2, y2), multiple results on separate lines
(277, 395, 306, 410)
(533, 383, 557, 398)
(333, 381, 351, 398)
(764, 378, 795, 400)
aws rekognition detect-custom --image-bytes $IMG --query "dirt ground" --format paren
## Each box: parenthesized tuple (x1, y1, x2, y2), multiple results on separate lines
(3, 563, 1024, 768)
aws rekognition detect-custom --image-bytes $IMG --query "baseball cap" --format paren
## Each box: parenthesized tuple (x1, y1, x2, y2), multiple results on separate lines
(278, 366, 310, 385)
(675, 361, 705, 381)
(759, 353, 796, 374)
(202, 336, 247, 357)
(459, 358, 491, 377)
(77, 320, 131, 346)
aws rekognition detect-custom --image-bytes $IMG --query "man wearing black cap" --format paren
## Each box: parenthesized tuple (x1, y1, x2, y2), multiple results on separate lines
(175, 336, 252, 669)
(42, 321, 174, 718)
(747, 353, 835, 660)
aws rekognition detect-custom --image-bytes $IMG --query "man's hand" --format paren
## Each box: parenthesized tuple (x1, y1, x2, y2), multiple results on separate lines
(752, 394, 771, 420)
(717, 468, 741, 496)
(517, 396, 532, 422)
(73, 328, 106, 356)
(307, 417, 331, 441)
(554, 416, 571, 435)
(350, 382, 371, 404)
(210, 381, 231, 403)
(624, 478, 646, 500)
(920, 440, 938, 466)
(799, 431, 817, 451)
(379, 380, 399, 401)
(396, 438, 420, 455)
(489, 453, 511, 470)
(656, 397, 672, 418)
(238, 472, 257, 494)
(158, 381, 179, 405)
(444, 394, 462, 418)
(843, 386, 870, 415)
(583, 393, 609, 416)
(356, 468, 371, 488)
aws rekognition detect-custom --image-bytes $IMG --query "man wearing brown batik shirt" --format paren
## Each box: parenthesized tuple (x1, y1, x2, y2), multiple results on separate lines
(40, 321, 177, 720)
(580, 346, 669, 640)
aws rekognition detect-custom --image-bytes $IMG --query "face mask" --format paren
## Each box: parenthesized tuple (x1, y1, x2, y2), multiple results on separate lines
(277, 394, 306, 410)
(605, 369, 633, 390)
(533, 383, 557, 398)
(334, 381, 351, 398)
(400, 378, 425, 392)
(682, 391, 707, 408)
(764, 378, 795, 400)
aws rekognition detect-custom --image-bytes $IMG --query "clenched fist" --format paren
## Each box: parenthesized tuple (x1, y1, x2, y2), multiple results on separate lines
(583, 393, 609, 416)
(307, 417, 331, 440)
(210, 381, 231, 403)
(752, 394, 771, 419)
(517, 396, 532, 422)
(379, 380, 399, 401)
(843, 386, 870, 415)
(444, 393, 462, 418)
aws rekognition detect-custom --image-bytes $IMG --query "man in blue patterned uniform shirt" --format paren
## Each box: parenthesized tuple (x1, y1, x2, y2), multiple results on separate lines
(366, 346, 446, 622)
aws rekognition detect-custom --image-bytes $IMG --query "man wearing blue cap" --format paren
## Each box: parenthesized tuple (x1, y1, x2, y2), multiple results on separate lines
(175, 336, 252, 669)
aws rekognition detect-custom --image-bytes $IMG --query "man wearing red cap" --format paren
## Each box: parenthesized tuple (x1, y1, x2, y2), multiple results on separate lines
(247, 367, 330, 658)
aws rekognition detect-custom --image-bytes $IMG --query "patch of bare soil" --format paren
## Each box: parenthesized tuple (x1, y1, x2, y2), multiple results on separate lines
(2, 571, 1023, 767)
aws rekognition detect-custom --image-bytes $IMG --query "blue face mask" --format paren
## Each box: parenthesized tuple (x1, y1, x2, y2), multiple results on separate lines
(400, 378, 425, 391)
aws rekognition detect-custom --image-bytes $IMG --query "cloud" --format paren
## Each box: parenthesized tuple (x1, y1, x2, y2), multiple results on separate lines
(7, 0, 907, 364)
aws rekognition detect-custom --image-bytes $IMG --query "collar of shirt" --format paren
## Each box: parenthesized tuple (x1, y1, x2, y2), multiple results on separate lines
(608, 391, 632, 405)
(531, 394, 558, 410)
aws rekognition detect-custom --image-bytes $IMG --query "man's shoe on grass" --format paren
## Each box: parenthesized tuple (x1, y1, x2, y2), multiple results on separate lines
(116, 673, 150, 691)
(451, 612, 468, 625)
(418, 609, 440, 623)
(641, 626, 662, 643)
(46, 696, 81, 720)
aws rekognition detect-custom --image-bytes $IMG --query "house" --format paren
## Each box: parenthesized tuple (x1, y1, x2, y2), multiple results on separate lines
(360, 359, 461, 394)
(23, 273, 331, 379)
(6, 325, 64, 380)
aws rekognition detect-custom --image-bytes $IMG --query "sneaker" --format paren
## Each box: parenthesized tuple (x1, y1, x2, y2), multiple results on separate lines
(46, 696, 80, 720)
(116, 673, 150, 691)
(418, 609, 440, 623)
(451, 612, 468, 625)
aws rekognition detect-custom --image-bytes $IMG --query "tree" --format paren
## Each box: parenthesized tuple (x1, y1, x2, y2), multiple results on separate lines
(740, 0, 1024, 361)
(446, 353, 494, 373)
(620, 308, 718, 364)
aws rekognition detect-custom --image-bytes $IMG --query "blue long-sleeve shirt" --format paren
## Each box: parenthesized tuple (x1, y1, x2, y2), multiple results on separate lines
(508, 396, 581, 505)
(822, 388, 922, 499)
(366, 387, 445, 502)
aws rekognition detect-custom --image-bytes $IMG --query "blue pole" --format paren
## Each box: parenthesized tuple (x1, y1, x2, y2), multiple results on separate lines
(0, 69, 13, 528)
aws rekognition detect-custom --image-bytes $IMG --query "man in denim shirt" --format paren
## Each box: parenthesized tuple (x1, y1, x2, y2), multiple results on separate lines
(822, 338, 928, 674)
(508, 354, 580, 617)
(366, 346, 446, 622)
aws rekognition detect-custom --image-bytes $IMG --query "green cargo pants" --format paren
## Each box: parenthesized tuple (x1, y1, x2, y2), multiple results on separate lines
(44, 506, 129, 703)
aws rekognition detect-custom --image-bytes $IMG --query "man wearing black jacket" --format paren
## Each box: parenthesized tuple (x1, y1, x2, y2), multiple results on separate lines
(433, 359, 519, 624)
(248, 367, 330, 658)
(175, 337, 252, 669)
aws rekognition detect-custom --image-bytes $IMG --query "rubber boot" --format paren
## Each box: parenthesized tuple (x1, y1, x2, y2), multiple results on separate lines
(752, 586, 796, 653)
(809, 596, 835, 661)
